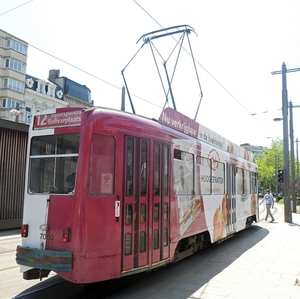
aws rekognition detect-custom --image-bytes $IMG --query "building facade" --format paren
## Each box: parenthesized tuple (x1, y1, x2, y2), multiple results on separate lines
(0, 29, 28, 122)
(24, 74, 68, 124)
(240, 143, 265, 156)
(48, 69, 93, 107)
(1, 29, 94, 125)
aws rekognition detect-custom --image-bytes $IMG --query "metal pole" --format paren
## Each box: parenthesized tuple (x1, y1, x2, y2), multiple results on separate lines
(282, 63, 292, 222)
(275, 155, 279, 202)
(121, 86, 125, 111)
(297, 138, 300, 197)
(289, 101, 296, 212)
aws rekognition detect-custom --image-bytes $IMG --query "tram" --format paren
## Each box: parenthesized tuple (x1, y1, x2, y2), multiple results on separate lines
(16, 105, 258, 283)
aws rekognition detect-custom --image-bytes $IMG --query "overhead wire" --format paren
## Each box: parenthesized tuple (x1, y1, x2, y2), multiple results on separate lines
(133, 0, 298, 142)
(0, 1, 162, 110)
(0, 0, 33, 17)
(0, 0, 265, 117)
(2, 0, 294, 140)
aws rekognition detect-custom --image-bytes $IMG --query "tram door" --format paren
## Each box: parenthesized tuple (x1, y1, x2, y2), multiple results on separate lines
(122, 137, 170, 272)
(152, 142, 170, 263)
(226, 163, 237, 234)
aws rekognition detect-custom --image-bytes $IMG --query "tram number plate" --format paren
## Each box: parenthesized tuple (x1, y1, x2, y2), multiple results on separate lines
(40, 233, 54, 240)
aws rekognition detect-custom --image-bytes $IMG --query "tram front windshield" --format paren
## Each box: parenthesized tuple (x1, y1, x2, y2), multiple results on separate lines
(28, 134, 79, 194)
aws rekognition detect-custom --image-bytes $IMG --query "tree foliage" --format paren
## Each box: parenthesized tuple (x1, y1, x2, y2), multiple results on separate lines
(255, 138, 300, 194)
(255, 138, 284, 192)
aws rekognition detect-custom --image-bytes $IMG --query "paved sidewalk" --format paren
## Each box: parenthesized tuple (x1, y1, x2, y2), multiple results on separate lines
(185, 206, 300, 299)
(110, 203, 300, 299)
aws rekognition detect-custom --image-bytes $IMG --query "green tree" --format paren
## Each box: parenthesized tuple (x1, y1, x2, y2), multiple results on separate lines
(255, 138, 284, 193)
(255, 138, 300, 196)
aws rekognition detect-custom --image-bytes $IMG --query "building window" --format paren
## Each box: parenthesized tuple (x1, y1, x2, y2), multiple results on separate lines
(0, 37, 2, 47)
(46, 84, 55, 97)
(87, 134, 116, 196)
(3, 78, 25, 92)
(5, 58, 26, 73)
(7, 39, 27, 55)
(2, 98, 19, 109)
(24, 107, 31, 124)
(37, 80, 46, 94)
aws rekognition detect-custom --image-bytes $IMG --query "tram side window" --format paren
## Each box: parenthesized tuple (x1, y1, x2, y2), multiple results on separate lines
(174, 149, 194, 196)
(251, 171, 257, 193)
(125, 233, 132, 255)
(197, 156, 211, 195)
(28, 134, 79, 194)
(87, 134, 115, 196)
(164, 228, 168, 246)
(140, 140, 148, 197)
(140, 232, 146, 252)
(236, 167, 250, 196)
(140, 203, 146, 223)
(125, 204, 132, 225)
(154, 203, 159, 222)
(153, 229, 159, 249)
(154, 143, 161, 196)
(212, 162, 225, 195)
(126, 138, 134, 197)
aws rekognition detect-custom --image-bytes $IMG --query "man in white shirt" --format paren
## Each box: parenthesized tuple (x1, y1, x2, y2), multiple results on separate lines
(260, 189, 275, 222)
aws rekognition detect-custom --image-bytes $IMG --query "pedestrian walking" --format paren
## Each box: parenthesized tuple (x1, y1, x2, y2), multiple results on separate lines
(260, 189, 275, 222)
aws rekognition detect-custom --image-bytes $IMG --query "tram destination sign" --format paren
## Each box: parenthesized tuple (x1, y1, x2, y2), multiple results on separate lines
(33, 109, 82, 129)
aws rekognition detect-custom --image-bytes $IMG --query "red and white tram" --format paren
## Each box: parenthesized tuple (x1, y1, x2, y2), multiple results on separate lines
(16, 106, 258, 283)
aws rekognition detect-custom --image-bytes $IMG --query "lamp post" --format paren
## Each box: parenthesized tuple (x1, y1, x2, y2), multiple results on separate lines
(272, 63, 292, 223)
(289, 101, 298, 212)
(272, 63, 300, 222)
(275, 155, 279, 202)
(274, 103, 300, 213)
(296, 138, 300, 197)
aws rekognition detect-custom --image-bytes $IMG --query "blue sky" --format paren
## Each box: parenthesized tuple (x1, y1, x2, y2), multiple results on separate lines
(1, 0, 300, 148)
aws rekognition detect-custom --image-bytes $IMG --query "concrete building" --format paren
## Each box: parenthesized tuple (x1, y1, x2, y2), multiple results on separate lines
(24, 70, 93, 124)
(48, 69, 94, 108)
(240, 143, 266, 156)
(1, 29, 94, 124)
(23, 74, 68, 124)
(0, 29, 28, 122)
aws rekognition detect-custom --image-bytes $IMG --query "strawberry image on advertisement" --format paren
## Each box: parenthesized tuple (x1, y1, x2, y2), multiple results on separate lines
(213, 206, 225, 242)
(222, 195, 227, 223)
(213, 195, 228, 242)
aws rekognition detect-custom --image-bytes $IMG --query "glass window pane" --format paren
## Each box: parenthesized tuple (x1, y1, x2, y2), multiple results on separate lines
(28, 134, 79, 195)
(164, 202, 168, 221)
(199, 156, 211, 195)
(154, 143, 160, 196)
(212, 162, 225, 194)
(140, 232, 146, 252)
(126, 138, 134, 197)
(154, 203, 159, 222)
(164, 228, 168, 246)
(88, 134, 115, 196)
(125, 204, 132, 225)
(30, 134, 79, 156)
(28, 157, 78, 194)
(140, 203, 146, 223)
(164, 145, 169, 196)
(125, 233, 132, 255)
(154, 229, 159, 249)
(141, 140, 148, 196)
(251, 172, 257, 193)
